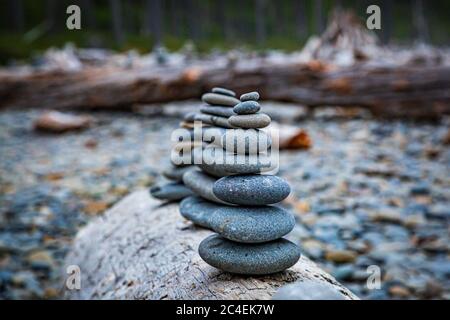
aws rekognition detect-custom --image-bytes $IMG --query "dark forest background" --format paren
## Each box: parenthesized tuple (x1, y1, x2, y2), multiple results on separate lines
(0, 0, 449, 63)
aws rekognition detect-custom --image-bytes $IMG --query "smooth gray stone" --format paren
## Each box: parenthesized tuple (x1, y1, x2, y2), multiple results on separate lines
(233, 101, 260, 115)
(240, 91, 260, 102)
(200, 106, 236, 118)
(162, 164, 194, 181)
(220, 129, 271, 154)
(199, 235, 301, 275)
(184, 112, 197, 122)
(201, 127, 226, 143)
(150, 182, 194, 201)
(194, 113, 236, 129)
(208, 206, 295, 243)
(229, 113, 271, 129)
(179, 196, 221, 228)
(182, 169, 231, 205)
(272, 279, 347, 300)
(213, 174, 290, 205)
(200, 148, 274, 174)
(212, 87, 236, 97)
(202, 93, 240, 107)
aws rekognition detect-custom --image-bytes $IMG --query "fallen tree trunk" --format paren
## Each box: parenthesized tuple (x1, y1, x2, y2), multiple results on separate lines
(64, 190, 357, 300)
(2, 62, 450, 118)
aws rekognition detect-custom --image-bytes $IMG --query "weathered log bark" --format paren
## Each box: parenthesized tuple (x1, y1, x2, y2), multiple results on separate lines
(64, 190, 358, 300)
(1, 62, 450, 118)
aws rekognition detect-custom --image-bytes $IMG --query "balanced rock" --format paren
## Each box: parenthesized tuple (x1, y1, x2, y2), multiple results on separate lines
(200, 106, 236, 118)
(162, 164, 194, 182)
(150, 182, 194, 201)
(202, 93, 239, 107)
(179, 196, 221, 228)
(228, 113, 271, 129)
(213, 174, 290, 205)
(208, 206, 295, 243)
(199, 235, 301, 275)
(194, 113, 236, 129)
(212, 87, 236, 97)
(183, 169, 231, 205)
(240, 91, 260, 102)
(233, 101, 260, 115)
(220, 129, 271, 154)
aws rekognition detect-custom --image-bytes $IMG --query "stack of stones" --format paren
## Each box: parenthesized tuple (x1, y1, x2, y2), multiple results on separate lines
(180, 88, 301, 275)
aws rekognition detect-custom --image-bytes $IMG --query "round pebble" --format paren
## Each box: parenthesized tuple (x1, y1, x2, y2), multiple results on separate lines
(194, 113, 236, 129)
(228, 113, 271, 129)
(213, 174, 290, 205)
(233, 101, 261, 115)
(240, 91, 260, 102)
(202, 93, 240, 107)
(150, 182, 194, 201)
(199, 234, 301, 275)
(208, 206, 295, 243)
(212, 87, 236, 97)
(162, 164, 194, 182)
(179, 196, 221, 228)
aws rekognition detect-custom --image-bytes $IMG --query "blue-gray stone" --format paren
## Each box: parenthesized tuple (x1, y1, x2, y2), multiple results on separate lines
(220, 129, 271, 154)
(150, 182, 194, 201)
(233, 101, 261, 115)
(194, 113, 236, 129)
(202, 93, 240, 106)
(212, 87, 236, 97)
(179, 196, 221, 228)
(228, 113, 271, 129)
(199, 234, 301, 275)
(199, 148, 275, 175)
(272, 279, 347, 300)
(240, 91, 260, 102)
(213, 175, 291, 205)
(182, 169, 231, 205)
(162, 164, 194, 181)
(208, 206, 295, 243)
(200, 106, 236, 118)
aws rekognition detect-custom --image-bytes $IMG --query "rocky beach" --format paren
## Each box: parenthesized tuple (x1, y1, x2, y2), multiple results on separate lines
(0, 104, 449, 299)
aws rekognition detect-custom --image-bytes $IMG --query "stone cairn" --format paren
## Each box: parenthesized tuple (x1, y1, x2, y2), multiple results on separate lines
(177, 87, 302, 275)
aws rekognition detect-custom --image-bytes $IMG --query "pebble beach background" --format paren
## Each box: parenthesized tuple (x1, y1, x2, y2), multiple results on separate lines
(0, 103, 449, 300)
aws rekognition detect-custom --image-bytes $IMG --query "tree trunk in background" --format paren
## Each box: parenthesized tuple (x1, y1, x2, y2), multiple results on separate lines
(412, 0, 430, 43)
(169, 0, 183, 37)
(144, 0, 163, 46)
(294, 0, 308, 39)
(380, 0, 392, 44)
(255, 0, 266, 45)
(109, 0, 124, 45)
(45, 0, 58, 31)
(185, 0, 200, 41)
(79, 0, 96, 30)
(8, 0, 25, 32)
(314, 0, 325, 34)
(216, 0, 232, 41)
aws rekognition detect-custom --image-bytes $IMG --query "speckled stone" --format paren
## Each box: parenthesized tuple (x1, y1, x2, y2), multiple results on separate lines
(233, 101, 260, 115)
(240, 91, 260, 102)
(228, 113, 271, 129)
(200, 147, 275, 174)
(199, 235, 301, 275)
(162, 164, 194, 181)
(179, 196, 221, 228)
(202, 93, 240, 106)
(200, 106, 236, 118)
(194, 113, 236, 129)
(150, 182, 194, 201)
(208, 206, 295, 243)
(213, 174, 290, 205)
(211, 87, 236, 97)
(183, 169, 231, 205)
(220, 129, 271, 154)
(272, 279, 347, 300)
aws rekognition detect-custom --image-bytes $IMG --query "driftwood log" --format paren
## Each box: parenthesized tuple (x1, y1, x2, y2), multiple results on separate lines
(64, 190, 358, 300)
(2, 62, 450, 118)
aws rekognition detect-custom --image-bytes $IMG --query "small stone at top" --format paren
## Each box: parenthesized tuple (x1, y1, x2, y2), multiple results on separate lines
(233, 101, 260, 115)
(240, 91, 260, 102)
(212, 87, 236, 97)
